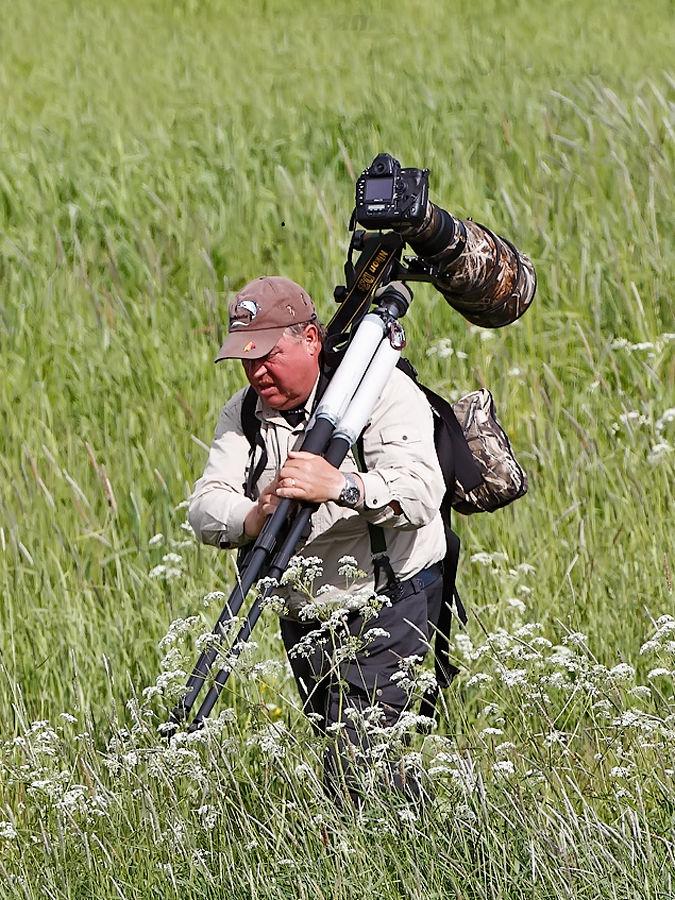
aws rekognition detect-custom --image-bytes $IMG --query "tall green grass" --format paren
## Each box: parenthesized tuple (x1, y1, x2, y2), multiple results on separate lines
(0, 0, 673, 896)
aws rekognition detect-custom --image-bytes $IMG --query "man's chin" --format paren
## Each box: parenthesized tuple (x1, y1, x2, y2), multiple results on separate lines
(258, 386, 287, 407)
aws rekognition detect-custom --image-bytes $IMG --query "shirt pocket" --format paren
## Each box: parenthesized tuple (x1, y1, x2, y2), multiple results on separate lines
(378, 425, 422, 448)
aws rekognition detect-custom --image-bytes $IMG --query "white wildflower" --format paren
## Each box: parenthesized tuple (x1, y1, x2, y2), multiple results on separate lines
(143, 668, 187, 701)
(543, 730, 568, 747)
(149, 564, 166, 579)
(337, 555, 364, 579)
(501, 668, 528, 688)
(492, 760, 515, 777)
(563, 631, 588, 647)
(647, 441, 672, 465)
(398, 808, 418, 824)
(609, 766, 632, 779)
(543, 671, 568, 689)
(612, 709, 660, 733)
(506, 597, 526, 612)
(148, 533, 164, 546)
(59, 712, 77, 724)
(608, 663, 635, 683)
(162, 553, 183, 565)
(629, 685, 651, 700)
(618, 411, 649, 427)
(647, 667, 671, 679)
(495, 741, 516, 755)
(656, 408, 675, 433)
(196, 805, 218, 830)
(364, 627, 390, 643)
(180, 520, 195, 534)
(256, 576, 279, 592)
(426, 338, 455, 358)
(169, 539, 193, 550)
(0, 822, 17, 840)
(467, 672, 492, 687)
(471, 551, 507, 566)
(640, 617, 675, 654)
(247, 722, 288, 760)
(158, 617, 201, 649)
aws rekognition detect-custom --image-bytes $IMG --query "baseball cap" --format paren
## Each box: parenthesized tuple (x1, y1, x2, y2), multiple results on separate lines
(215, 276, 317, 361)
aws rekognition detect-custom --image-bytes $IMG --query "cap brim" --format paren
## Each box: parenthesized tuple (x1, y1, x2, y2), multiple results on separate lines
(215, 327, 285, 362)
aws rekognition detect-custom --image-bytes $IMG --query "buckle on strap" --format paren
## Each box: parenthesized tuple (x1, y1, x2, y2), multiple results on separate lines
(384, 562, 444, 604)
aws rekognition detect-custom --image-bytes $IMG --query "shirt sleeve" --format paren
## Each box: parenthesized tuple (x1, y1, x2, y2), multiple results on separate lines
(355, 368, 445, 530)
(188, 388, 256, 549)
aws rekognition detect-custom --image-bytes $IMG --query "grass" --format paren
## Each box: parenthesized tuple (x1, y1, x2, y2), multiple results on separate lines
(0, 0, 673, 896)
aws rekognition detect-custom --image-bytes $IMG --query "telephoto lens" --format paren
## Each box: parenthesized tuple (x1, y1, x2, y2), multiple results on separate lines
(399, 201, 536, 329)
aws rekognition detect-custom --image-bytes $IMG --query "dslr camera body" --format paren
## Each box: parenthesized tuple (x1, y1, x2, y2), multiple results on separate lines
(355, 153, 429, 230)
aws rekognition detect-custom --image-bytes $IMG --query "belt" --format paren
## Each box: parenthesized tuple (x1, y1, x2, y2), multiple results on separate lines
(382, 562, 444, 604)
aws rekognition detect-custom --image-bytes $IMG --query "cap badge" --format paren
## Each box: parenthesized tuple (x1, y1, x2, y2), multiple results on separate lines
(286, 304, 296, 317)
(230, 298, 259, 328)
(243, 340, 256, 353)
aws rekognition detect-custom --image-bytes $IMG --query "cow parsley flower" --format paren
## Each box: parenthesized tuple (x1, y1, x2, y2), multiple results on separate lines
(162, 553, 183, 566)
(608, 663, 635, 683)
(647, 441, 672, 465)
(647, 667, 671, 679)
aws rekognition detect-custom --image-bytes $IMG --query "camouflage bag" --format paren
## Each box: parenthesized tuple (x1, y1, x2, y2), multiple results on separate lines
(451, 389, 528, 514)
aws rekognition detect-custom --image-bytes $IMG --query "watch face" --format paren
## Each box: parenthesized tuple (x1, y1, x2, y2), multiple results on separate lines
(340, 476, 361, 507)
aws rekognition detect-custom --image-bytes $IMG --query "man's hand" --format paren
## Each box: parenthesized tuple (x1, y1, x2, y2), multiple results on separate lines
(276, 451, 354, 504)
(244, 475, 283, 539)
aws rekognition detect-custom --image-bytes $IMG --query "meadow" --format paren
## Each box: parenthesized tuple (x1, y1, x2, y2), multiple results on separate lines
(0, 0, 673, 896)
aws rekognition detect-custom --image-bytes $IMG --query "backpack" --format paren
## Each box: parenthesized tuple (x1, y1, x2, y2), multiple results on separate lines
(239, 359, 527, 717)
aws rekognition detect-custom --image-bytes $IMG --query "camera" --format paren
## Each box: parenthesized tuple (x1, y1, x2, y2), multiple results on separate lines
(355, 153, 429, 230)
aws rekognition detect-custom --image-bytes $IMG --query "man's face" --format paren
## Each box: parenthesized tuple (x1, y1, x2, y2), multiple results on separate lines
(241, 325, 321, 410)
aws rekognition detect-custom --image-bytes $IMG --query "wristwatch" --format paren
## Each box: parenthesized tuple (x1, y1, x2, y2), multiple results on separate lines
(337, 473, 362, 508)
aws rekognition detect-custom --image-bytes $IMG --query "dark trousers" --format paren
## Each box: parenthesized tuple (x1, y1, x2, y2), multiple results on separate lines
(280, 568, 443, 804)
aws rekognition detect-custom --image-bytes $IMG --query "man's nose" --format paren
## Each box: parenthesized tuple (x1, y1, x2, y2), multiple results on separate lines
(245, 358, 268, 380)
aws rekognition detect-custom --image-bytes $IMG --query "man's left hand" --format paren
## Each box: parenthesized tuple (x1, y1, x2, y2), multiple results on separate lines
(276, 451, 348, 503)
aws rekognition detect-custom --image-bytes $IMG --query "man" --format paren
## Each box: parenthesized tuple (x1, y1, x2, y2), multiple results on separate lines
(189, 202, 536, 801)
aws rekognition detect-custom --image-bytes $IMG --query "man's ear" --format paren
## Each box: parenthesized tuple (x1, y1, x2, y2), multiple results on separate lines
(304, 324, 321, 356)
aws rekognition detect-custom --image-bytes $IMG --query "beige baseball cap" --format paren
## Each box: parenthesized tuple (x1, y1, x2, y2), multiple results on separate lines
(215, 276, 317, 361)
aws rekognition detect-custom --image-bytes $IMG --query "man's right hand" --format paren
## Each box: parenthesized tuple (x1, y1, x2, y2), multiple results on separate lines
(244, 475, 282, 539)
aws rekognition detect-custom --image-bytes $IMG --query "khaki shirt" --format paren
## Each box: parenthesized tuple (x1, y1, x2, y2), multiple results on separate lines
(188, 366, 446, 617)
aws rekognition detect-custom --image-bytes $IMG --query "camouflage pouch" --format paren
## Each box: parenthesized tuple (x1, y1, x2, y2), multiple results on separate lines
(451, 389, 527, 514)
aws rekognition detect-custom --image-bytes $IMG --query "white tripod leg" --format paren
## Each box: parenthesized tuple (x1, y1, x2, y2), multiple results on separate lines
(332, 337, 401, 445)
(312, 314, 387, 427)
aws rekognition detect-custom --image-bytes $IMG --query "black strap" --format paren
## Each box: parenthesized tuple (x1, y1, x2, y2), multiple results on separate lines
(241, 387, 268, 501)
(396, 358, 482, 494)
(418, 502, 464, 724)
(354, 433, 397, 590)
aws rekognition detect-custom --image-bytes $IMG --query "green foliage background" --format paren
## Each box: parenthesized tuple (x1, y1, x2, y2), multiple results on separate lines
(0, 0, 672, 896)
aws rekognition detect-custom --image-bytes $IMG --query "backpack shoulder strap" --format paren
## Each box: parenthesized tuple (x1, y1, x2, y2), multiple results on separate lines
(240, 386, 268, 500)
(354, 433, 397, 591)
(396, 358, 482, 494)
